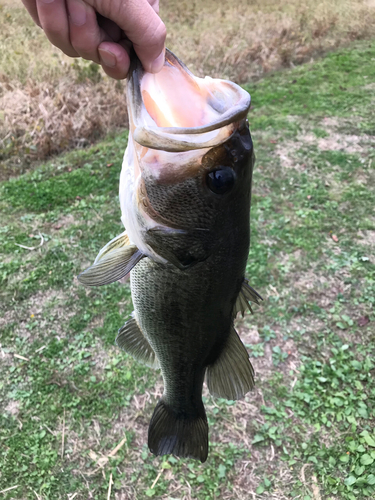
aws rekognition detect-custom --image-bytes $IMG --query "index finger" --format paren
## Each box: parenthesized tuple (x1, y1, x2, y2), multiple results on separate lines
(21, 0, 40, 26)
(86, 0, 166, 73)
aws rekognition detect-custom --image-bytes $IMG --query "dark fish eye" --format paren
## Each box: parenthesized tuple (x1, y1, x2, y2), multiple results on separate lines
(206, 167, 236, 195)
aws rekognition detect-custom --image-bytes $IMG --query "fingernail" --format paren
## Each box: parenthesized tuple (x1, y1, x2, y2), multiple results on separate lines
(68, 0, 87, 26)
(99, 48, 117, 68)
(150, 49, 165, 73)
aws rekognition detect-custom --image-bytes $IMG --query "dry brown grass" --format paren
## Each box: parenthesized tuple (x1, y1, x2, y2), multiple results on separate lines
(1, 0, 375, 177)
(165, 0, 375, 80)
(0, 76, 128, 178)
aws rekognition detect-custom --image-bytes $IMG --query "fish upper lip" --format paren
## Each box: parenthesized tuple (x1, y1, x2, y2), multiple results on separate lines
(127, 49, 251, 152)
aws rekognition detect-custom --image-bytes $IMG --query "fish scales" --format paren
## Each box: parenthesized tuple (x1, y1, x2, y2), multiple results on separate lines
(77, 49, 262, 462)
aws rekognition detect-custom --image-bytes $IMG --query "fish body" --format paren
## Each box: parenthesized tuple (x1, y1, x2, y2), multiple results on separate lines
(78, 50, 261, 462)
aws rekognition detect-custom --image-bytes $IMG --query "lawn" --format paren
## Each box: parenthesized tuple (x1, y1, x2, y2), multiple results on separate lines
(0, 41, 375, 499)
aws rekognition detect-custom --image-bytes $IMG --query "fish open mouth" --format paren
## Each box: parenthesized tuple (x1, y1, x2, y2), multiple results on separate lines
(127, 50, 251, 152)
(141, 58, 227, 129)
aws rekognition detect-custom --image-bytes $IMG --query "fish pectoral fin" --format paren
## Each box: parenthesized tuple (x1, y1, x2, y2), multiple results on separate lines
(148, 399, 208, 463)
(94, 231, 130, 264)
(116, 314, 160, 369)
(233, 278, 263, 318)
(77, 246, 144, 287)
(206, 326, 255, 400)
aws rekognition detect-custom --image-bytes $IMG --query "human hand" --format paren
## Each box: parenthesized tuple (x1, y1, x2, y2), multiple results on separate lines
(21, 0, 166, 79)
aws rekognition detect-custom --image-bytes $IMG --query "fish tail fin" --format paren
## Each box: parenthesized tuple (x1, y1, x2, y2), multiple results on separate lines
(148, 399, 208, 463)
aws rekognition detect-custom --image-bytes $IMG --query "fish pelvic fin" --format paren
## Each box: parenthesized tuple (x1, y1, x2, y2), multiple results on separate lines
(77, 245, 144, 287)
(206, 326, 255, 400)
(116, 313, 160, 369)
(148, 399, 208, 463)
(233, 278, 263, 318)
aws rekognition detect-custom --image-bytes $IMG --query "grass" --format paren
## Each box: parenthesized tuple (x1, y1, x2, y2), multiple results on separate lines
(1, 40, 375, 499)
(1, 0, 375, 177)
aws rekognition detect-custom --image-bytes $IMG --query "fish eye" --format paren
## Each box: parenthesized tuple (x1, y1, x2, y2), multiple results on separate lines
(206, 167, 236, 195)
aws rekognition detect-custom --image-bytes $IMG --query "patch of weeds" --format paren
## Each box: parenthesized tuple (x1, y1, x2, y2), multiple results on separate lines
(1, 160, 119, 212)
(255, 476, 273, 495)
(138, 442, 249, 500)
(286, 341, 374, 427)
(246, 43, 375, 120)
(0, 131, 127, 213)
(278, 335, 375, 498)
(0, 259, 23, 292)
(0, 321, 157, 497)
(252, 421, 287, 448)
(247, 342, 265, 358)
(1, 244, 76, 303)
(312, 127, 329, 138)
(250, 115, 302, 136)
(71, 58, 102, 83)
(272, 345, 288, 366)
(287, 433, 375, 500)
(260, 325, 277, 342)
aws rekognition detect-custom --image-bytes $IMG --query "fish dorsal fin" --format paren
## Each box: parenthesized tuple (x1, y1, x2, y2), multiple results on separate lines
(94, 231, 130, 264)
(233, 278, 263, 318)
(206, 326, 255, 400)
(77, 245, 144, 287)
(116, 313, 160, 369)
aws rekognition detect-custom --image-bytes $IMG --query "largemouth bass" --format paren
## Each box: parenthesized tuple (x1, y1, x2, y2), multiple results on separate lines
(78, 50, 262, 462)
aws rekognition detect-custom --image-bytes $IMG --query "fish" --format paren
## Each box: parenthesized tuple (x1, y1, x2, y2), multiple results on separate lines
(78, 50, 262, 463)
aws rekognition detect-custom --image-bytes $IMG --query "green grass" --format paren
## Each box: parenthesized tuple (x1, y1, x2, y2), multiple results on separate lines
(246, 43, 375, 125)
(1, 41, 375, 499)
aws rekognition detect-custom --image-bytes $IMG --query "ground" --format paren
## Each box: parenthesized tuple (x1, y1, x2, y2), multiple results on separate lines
(0, 41, 375, 499)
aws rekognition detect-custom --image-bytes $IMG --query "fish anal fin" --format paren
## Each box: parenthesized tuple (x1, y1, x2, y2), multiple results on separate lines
(206, 326, 254, 400)
(77, 246, 143, 287)
(94, 231, 130, 264)
(148, 400, 208, 463)
(233, 278, 263, 318)
(116, 314, 160, 369)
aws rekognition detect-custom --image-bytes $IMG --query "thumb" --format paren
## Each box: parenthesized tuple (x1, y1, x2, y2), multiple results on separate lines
(92, 0, 166, 73)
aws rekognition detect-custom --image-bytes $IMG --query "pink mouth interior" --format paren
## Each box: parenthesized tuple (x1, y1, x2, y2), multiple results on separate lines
(141, 61, 221, 128)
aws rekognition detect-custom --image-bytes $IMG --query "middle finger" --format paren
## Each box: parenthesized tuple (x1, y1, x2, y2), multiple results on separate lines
(36, 0, 78, 57)
(66, 0, 110, 63)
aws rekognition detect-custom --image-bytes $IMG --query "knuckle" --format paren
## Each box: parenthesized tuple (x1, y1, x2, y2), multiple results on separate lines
(156, 21, 167, 44)
(65, 47, 79, 57)
(43, 24, 66, 42)
(141, 19, 166, 50)
(44, 31, 75, 56)
(70, 39, 98, 62)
